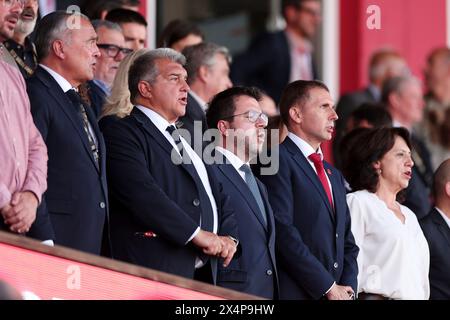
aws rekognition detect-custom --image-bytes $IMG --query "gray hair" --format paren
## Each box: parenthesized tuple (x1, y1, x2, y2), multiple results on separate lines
(34, 11, 91, 61)
(128, 48, 186, 104)
(381, 76, 421, 104)
(91, 19, 122, 33)
(182, 42, 231, 85)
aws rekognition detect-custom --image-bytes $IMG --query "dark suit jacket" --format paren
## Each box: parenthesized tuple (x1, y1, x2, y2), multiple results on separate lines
(420, 208, 450, 299)
(103, 108, 236, 283)
(177, 93, 207, 148)
(27, 66, 108, 255)
(403, 135, 433, 219)
(256, 137, 359, 299)
(87, 80, 107, 119)
(334, 87, 378, 168)
(211, 154, 278, 299)
(231, 31, 318, 103)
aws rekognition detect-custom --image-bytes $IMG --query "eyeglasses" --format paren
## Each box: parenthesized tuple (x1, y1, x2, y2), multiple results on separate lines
(222, 110, 268, 126)
(2, 0, 26, 8)
(97, 44, 133, 58)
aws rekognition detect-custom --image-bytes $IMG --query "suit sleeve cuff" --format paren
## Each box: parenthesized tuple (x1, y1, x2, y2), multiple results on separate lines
(324, 281, 336, 296)
(186, 226, 200, 244)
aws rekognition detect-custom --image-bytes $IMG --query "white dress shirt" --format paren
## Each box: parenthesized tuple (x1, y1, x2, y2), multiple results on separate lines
(215, 146, 247, 181)
(287, 132, 333, 204)
(347, 190, 430, 300)
(136, 106, 219, 240)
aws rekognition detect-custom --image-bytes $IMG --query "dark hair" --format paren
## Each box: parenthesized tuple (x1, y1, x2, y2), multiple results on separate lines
(82, 0, 141, 20)
(105, 8, 147, 27)
(206, 86, 262, 129)
(157, 19, 204, 48)
(279, 80, 329, 127)
(342, 127, 411, 193)
(350, 102, 392, 128)
(281, 0, 319, 17)
(34, 11, 90, 61)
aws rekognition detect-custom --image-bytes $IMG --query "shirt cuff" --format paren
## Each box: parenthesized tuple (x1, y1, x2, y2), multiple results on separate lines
(41, 240, 54, 246)
(0, 183, 12, 209)
(324, 281, 336, 296)
(186, 226, 200, 244)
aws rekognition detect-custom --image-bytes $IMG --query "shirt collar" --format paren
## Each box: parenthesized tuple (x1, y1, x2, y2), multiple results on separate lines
(189, 91, 208, 111)
(215, 146, 247, 171)
(435, 207, 450, 229)
(135, 105, 174, 135)
(39, 63, 73, 93)
(287, 132, 324, 160)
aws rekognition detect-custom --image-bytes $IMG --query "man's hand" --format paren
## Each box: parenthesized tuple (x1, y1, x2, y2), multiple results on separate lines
(192, 230, 223, 256)
(217, 236, 237, 267)
(326, 284, 354, 300)
(2, 191, 38, 233)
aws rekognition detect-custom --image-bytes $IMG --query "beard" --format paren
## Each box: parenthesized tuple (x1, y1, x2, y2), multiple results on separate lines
(15, 18, 37, 37)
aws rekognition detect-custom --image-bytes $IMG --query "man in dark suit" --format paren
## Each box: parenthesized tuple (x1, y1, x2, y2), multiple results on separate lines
(256, 80, 359, 300)
(103, 48, 236, 283)
(420, 159, 450, 299)
(231, 0, 321, 103)
(205, 86, 278, 299)
(179, 42, 232, 148)
(333, 50, 408, 168)
(27, 11, 109, 255)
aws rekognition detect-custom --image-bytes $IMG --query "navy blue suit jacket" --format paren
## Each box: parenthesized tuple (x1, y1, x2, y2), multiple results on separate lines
(256, 137, 359, 299)
(177, 93, 207, 147)
(103, 108, 236, 283)
(27, 66, 108, 255)
(211, 155, 278, 299)
(231, 31, 318, 103)
(420, 208, 450, 299)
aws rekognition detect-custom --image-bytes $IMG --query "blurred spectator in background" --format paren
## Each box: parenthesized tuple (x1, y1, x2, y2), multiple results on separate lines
(259, 93, 278, 117)
(99, 48, 149, 131)
(383, 76, 434, 219)
(106, 8, 147, 51)
(158, 19, 204, 52)
(179, 42, 232, 145)
(4, 0, 38, 78)
(420, 159, 450, 300)
(231, 0, 321, 103)
(345, 127, 430, 300)
(0, 280, 22, 300)
(82, 0, 141, 20)
(417, 47, 450, 170)
(334, 49, 408, 166)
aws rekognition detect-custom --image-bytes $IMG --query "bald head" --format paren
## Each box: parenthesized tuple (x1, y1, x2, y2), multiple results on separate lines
(433, 159, 450, 202)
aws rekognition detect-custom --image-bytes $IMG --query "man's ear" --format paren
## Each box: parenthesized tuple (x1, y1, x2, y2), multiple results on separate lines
(52, 40, 65, 59)
(217, 120, 230, 136)
(198, 65, 209, 83)
(138, 81, 152, 99)
(289, 105, 302, 124)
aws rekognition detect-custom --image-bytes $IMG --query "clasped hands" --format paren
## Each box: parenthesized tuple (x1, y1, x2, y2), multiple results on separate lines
(1, 191, 38, 234)
(192, 230, 238, 267)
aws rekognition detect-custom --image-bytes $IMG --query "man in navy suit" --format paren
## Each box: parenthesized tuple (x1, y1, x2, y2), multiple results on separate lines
(179, 42, 232, 147)
(27, 11, 109, 255)
(256, 80, 359, 300)
(205, 86, 278, 299)
(103, 48, 237, 283)
(231, 0, 320, 103)
(420, 159, 450, 299)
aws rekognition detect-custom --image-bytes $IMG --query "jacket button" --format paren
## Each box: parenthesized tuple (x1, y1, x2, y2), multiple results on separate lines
(334, 262, 339, 269)
(336, 233, 339, 239)
(100, 202, 106, 209)
(193, 199, 200, 207)
(266, 270, 273, 276)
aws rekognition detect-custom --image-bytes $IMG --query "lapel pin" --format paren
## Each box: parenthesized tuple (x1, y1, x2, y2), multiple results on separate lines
(327, 169, 332, 175)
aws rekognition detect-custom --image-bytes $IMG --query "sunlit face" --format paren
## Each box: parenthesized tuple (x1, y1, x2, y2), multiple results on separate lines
(296, 87, 337, 147)
(95, 26, 126, 87)
(146, 58, 189, 123)
(171, 33, 203, 52)
(121, 22, 146, 50)
(376, 136, 414, 192)
(289, 0, 322, 39)
(15, 0, 37, 36)
(225, 95, 267, 160)
(63, 18, 100, 86)
(0, 0, 22, 41)
(204, 53, 232, 100)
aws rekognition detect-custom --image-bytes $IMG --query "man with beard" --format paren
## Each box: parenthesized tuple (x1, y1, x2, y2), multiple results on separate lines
(206, 86, 278, 299)
(4, 0, 38, 78)
(0, 0, 22, 68)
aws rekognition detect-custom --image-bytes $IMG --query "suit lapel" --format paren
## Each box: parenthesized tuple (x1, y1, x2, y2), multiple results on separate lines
(218, 163, 268, 231)
(36, 67, 100, 172)
(431, 209, 450, 248)
(284, 137, 335, 221)
(131, 108, 200, 181)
